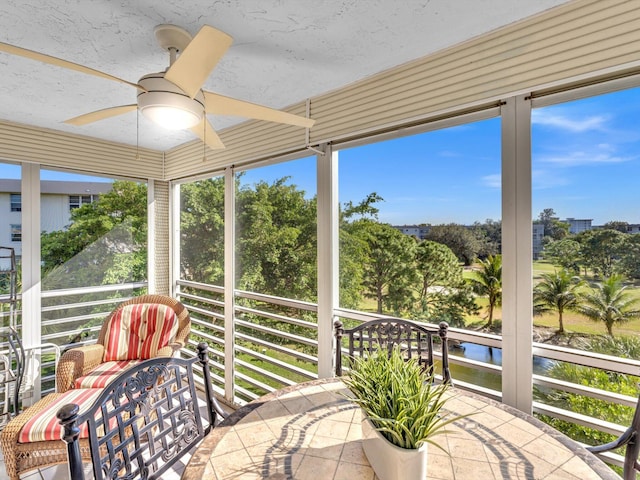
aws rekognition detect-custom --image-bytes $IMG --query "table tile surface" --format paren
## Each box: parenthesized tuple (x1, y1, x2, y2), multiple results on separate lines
(183, 379, 620, 480)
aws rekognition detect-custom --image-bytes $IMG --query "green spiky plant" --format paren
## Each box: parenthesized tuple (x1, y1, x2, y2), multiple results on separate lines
(343, 345, 463, 450)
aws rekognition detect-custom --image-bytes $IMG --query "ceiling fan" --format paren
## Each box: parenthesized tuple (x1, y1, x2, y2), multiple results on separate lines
(0, 24, 315, 150)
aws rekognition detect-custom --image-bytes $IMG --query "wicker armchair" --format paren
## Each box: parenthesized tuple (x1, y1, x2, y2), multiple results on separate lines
(56, 294, 191, 393)
(0, 294, 193, 480)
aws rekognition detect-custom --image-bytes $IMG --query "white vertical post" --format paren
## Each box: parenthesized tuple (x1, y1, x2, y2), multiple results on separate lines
(224, 167, 236, 401)
(501, 95, 533, 413)
(21, 163, 41, 404)
(169, 182, 181, 298)
(316, 144, 338, 378)
(147, 179, 156, 294)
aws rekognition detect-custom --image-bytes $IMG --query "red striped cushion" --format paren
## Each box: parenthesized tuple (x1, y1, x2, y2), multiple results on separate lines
(103, 303, 178, 361)
(74, 360, 140, 389)
(18, 389, 103, 443)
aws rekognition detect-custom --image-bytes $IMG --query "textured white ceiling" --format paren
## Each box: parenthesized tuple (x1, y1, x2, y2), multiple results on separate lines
(0, 0, 570, 150)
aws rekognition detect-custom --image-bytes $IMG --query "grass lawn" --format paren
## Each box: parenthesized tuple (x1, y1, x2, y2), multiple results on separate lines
(356, 260, 640, 338)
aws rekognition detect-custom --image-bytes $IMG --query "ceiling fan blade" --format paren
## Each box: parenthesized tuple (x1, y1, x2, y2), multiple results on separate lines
(0, 42, 142, 90)
(64, 105, 137, 126)
(165, 25, 233, 99)
(189, 118, 225, 150)
(203, 91, 315, 128)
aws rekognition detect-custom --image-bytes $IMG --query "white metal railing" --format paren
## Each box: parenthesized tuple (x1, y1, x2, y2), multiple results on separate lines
(175, 280, 639, 473)
(17, 278, 632, 472)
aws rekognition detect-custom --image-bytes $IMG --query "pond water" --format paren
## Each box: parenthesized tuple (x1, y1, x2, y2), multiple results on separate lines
(449, 342, 554, 391)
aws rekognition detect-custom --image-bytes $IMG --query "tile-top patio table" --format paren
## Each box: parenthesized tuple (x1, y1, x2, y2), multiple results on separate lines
(182, 378, 620, 480)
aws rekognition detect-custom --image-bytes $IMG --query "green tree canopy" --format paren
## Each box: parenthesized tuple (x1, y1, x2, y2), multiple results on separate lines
(40, 180, 147, 288)
(425, 223, 482, 266)
(578, 275, 640, 337)
(350, 220, 417, 314)
(575, 229, 626, 278)
(543, 238, 582, 274)
(468, 254, 502, 327)
(533, 269, 583, 333)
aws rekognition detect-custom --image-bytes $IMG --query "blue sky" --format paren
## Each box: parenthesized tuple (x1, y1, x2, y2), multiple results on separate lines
(239, 86, 640, 226)
(3, 87, 640, 226)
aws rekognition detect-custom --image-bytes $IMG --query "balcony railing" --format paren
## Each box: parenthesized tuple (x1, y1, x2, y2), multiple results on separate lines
(1, 280, 634, 470)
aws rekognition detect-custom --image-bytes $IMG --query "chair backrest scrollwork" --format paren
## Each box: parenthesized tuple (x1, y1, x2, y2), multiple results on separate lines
(334, 318, 451, 384)
(58, 343, 226, 480)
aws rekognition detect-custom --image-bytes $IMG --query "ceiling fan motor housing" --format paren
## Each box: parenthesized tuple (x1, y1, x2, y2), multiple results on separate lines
(137, 72, 205, 129)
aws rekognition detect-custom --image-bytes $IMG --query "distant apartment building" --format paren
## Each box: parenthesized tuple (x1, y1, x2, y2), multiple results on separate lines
(392, 225, 430, 240)
(563, 218, 593, 234)
(532, 223, 545, 260)
(0, 180, 112, 259)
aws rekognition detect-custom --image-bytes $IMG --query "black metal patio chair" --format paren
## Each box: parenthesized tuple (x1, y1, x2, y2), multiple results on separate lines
(586, 392, 640, 480)
(57, 343, 226, 480)
(334, 317, 451, 383)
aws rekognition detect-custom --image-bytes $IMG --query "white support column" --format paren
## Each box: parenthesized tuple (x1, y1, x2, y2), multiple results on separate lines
(316, 144, 338, 378)
(224, 167, 236, 402)
(169, 182, 181, 298)
(21, 163, 41, 404)
(147, 179, 156, 294)
(501, 95, 533, 413)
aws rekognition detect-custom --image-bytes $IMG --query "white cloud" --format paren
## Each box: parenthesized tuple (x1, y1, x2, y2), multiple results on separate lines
(538, 151, 632, 167)
(532, 169, 569, 189)
(481, 174, 501, 188)
(532, 110, 608, 132)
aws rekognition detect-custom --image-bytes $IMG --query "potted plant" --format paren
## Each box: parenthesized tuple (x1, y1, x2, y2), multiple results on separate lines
(343, 345, 461, 480)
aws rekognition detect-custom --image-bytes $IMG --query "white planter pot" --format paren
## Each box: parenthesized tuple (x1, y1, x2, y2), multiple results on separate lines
(361, 416, 428, 480)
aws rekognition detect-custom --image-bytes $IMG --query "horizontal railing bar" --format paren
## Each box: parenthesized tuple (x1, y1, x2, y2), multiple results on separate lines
(177, 279, 224, 295)
(185, 305, 224, 323)
(41, 297, 124, 313)
(235, 331, 317, 364)
(532, 343, 640, 376)
(235, 370, 279, 394)
(235, 319, 317, 347)
(235, 357, 299, 387)
(236, 289, 317, 313)
(532, 375, 638, 407)
(448, 354, 503, 374)
(42, 312, 109, 327)
(235, 305, 317, 330)
(235, 385, 260, 403)
(532, 401, 626, 437)
(40, 282, 146, 298)
(235, 345, 316, 380)
(41, 325, 102, 342)
(179, 291, 224, 308)
(452, 380, 502, 402)
(190, 320, 225, 337)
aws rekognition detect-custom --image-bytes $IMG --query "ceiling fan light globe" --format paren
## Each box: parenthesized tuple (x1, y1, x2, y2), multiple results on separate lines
(142, 105, 201, 130)
(137, 73, 205, 130)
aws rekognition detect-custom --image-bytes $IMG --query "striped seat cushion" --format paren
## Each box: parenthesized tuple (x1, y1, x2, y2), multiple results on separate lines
(103, 303, 179, 362)
(18, 389, 103, 443)
(74, 359, 140, 389)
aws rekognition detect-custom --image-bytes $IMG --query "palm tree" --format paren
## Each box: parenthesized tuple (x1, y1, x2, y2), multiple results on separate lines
(533, 269, 583, 334)
(469, 254, 502, 327)
(577, 275, 640, 337)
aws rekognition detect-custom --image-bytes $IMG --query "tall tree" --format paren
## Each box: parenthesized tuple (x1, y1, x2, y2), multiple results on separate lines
(425, 223, 482, 265)
(236, 177, 317, 301)
(602, 221, 629, 233)
(180, 177, 226, 284)
(575, 229, 626, 278)
(40, 180, 147, 288)
(543, 238, 582, 274)
(577, 275, 640, 337)
(468, 254, 502, 327)
(533, 269, 583, 333)
(353, 221, 417, 314)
